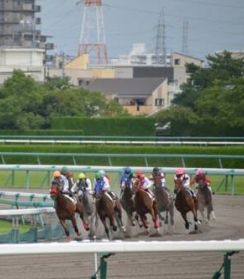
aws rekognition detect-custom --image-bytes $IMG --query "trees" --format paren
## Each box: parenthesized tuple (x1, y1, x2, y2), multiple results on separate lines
(0, 71, 128, 130)
(155, 51, 244, 136)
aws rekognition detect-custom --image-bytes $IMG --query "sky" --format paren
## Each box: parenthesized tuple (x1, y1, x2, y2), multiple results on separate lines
(39, 0, 244, 61)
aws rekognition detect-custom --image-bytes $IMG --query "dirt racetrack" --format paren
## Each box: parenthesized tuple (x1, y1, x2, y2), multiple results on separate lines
(0, 194, 244, 279)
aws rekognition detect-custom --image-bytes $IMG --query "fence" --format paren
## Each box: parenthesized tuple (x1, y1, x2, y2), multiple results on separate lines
(0, 207, 64, 243)
(0, 152, 244, 167)
(0, 240, 243, 279)
(0, 165, 243, 194)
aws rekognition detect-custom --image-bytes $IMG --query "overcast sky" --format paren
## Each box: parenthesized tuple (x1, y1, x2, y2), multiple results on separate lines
(40, 0, 244, 61)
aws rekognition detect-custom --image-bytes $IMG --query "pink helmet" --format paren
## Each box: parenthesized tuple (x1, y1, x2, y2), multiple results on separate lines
(175, 168, 185, 176)
(195, 168, 204, 176)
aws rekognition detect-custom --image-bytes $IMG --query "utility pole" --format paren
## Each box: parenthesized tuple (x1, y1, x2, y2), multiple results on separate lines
(78, 0, 108, 64)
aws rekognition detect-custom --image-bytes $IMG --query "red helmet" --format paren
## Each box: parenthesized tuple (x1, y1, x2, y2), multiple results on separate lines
(135, 170, 145, 179)
(175, 168, 185, 176)
(195, 168, 204, 176)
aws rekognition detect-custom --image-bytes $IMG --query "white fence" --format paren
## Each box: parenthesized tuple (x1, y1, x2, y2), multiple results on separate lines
(0, 239, 243, 255)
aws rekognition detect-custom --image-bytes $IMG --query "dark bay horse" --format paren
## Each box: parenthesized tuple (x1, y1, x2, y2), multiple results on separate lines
(95, 191, 126, 239)
(120, 182, 136, 226)
(197, 184, 216, 223)
(49, 182, 89, 239)
(153, 183, 175, 231)
(174, 181, 200, 232)
(133, 179, 160, 234)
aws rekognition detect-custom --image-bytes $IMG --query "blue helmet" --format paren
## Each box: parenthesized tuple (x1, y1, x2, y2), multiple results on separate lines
(124, 167, 132, 175)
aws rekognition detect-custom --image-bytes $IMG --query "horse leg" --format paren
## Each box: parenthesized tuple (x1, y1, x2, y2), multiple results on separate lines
(100, 216, 110, 239)
(60, 219, 70, 239)
(180, 212, 190, 230)
(115, 210, 126, 232)
(109, 215, 117, 232)
(71, 215, 81, 237)
(79, 212, 90, 231)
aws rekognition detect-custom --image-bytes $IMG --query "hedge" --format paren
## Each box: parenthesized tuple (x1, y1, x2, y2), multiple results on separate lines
(51, 117, 155, 136)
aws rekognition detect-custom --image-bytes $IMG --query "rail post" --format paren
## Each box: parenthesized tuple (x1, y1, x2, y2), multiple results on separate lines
(90, 253, 114, 279)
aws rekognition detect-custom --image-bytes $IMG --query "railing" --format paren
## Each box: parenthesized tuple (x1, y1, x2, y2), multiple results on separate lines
(0, 240, 242, 279)
(0, 135, 243, 145)
(0, 152, 244, 167)
(0, 165, 243, 195)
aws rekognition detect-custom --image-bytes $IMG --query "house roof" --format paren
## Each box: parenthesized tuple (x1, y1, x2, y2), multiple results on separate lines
(84, 77, 165, 98)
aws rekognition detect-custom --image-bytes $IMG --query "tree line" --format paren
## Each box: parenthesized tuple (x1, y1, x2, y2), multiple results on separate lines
(155, 51, 244, 136)
(0, 71, 128, 130)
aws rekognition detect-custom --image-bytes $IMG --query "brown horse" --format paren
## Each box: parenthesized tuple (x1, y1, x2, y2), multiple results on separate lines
(133, 179, 160, 234)
(49, 181, 89, 239)
(174, 181, 200, 232)
(197, 184, 216, 223)
(95, 191, 126, 239)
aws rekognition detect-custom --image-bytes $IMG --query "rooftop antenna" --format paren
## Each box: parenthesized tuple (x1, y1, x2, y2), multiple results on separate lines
(155, 8, 167, 65)
(182, 18, 189, 54)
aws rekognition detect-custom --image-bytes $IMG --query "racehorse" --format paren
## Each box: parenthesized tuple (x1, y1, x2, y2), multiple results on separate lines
(120, 181, 136, 226)
(49, 181, 89, 239)
(133, 179, 160, 234)
(197, 184, 216, 223)
(95, 191, 126, 239)
(174, 181, 200, 232)
(77, 186, 97, 239)
(153, 183, 175, 231)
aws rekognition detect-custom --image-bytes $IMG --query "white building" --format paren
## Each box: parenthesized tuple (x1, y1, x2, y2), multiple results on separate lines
(0, 48, 45, 83)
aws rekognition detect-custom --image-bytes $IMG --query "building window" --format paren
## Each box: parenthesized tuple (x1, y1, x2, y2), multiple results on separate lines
(174, 58, 180, 65)
(155, 98, 164, 106)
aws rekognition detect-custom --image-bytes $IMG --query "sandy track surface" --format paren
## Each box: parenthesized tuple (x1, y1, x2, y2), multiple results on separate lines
(0, 195, 244, 279)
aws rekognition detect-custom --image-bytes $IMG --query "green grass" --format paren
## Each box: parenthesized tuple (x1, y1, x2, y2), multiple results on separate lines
(0, 219, 31, 234)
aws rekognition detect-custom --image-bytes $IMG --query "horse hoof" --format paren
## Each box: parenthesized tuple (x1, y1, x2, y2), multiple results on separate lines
(121, 226, 126, 232)
(113, 226, 117, 231)
(185, 224, 189, 230)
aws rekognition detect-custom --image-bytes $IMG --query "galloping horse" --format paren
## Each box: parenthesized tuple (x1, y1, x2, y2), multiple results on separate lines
(49, 181, 89, 239)
(174, 180, 199, 232)
(153, 183, 175, 230)
(120, 181, 136, 226)
(133, 179, 160, 234)
(77, 186, 97, 239)
(197, 184, 216, 223)
(95, 191, 125, 239)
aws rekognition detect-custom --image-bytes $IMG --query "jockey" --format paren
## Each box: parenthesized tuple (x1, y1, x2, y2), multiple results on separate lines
(120, 167, 134, 190)
(151, 167, 168, 190)
(93, 170, 117, 199)
(52, 170, 73, 197)
(192, 168, 213, 193)
(61, 166, 74, 192)
(135, 170, 154, 197)
(174, 168, 196, 199)
(71, 172, 93, 196)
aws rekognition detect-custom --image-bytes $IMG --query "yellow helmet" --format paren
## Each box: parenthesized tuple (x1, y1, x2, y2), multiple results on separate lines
(78, 172, 86, 179)
(53, 171, 61, 178)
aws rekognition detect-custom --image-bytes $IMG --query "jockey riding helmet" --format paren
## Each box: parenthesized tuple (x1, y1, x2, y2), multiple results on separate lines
(98, 170, 105, 177)
(175, 167, 185, 176)
(195, 168, 204, 176)
(78, 172, 86, 179)
(124, 167, 132, 175)
(95, 171, 103, 180)
(135, 170, 145, 179)
(152, 167, 162, 174)
(61, 166, 69, 175)
(53, 171, 61, 178)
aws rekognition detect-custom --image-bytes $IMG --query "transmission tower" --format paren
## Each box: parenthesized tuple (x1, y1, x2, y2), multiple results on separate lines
(182, 19, 189, 54)
(78, 0, 108, 64)
(155, 9, 167, 65)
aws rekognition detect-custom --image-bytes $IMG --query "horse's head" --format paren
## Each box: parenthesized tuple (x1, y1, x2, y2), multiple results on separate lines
(49, 181, 61, 200)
